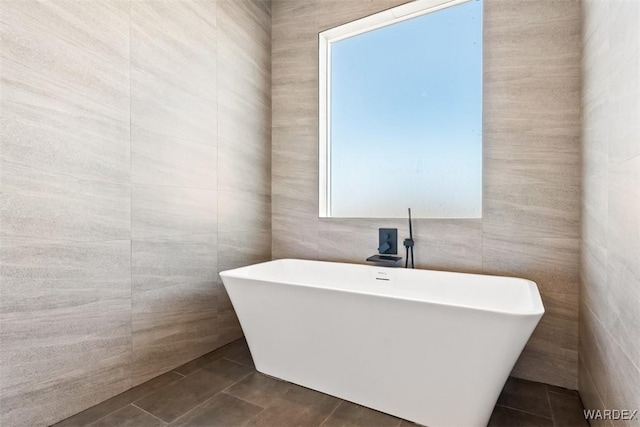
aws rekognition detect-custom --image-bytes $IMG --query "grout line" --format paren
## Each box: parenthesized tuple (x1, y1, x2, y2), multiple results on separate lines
(583, 299, 640, 373)
(318, 400, 342, 427)
(130, 181, 218, 191)
(219, 358, 252, 370)
(220, 390, 265, 409)
(242, 410, 265, 427)
(131, 232, 218, 242)
(547, 390, 579, 399)
(158, 397, 214, 426)
(610, 151, 640, 167)
(547, 387, 557, 427)
(169, 371, 254, 425)
(130, 122, 217, 148)
(131, 66, 218, 105)
(220, 370, 254, 396)
(215, 0, 221, 321)
(579, 354, 608, 412)
(79, 404, 128, 427)
(131, 403, 168, 425)
(495, 404, 554, 421)
(221, 346, 254, 368)
(2, 237, 134, 245)
(222, 356, 254, 368)
(607, 327, 640, 374)
(173, 338, 246, 377)
(167, 396, 218, 425)
(128, 0, 133, 397)
(1, 158, 131, 187)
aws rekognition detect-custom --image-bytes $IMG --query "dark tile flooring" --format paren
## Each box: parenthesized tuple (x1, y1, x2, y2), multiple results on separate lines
(54, 339, 588, 427)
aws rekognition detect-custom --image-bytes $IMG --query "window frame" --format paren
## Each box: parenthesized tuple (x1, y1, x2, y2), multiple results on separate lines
(318, 0, 477, 218)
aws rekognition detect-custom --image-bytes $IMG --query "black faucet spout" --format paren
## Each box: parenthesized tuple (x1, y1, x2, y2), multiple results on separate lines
(404, 208, 415, 269)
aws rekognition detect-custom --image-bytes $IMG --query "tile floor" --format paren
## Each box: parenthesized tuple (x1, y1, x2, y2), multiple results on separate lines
(54, 339, 588, 427)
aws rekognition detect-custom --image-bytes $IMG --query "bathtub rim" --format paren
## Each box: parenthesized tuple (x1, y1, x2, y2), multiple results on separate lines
(220, 258, 545, 317)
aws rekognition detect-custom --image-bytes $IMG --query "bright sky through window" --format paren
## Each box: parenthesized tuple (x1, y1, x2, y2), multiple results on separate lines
(328, 0, 482, 218)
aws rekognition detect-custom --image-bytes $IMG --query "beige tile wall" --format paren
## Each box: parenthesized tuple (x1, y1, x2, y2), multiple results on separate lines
(0, 1, 271, 426)
(580, 0, 640, 423)
(272, 0, 581, 389)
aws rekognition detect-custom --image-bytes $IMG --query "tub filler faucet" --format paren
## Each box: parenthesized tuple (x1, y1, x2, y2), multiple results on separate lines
(366, 228, 402, 266)
(403, 208, 414, 269)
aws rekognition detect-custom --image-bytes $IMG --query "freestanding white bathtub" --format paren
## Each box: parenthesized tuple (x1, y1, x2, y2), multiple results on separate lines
(220, 259, 544, 427)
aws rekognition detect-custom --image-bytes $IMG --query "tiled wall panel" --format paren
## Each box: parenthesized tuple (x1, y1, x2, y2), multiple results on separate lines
(581, 0, 640, 420)
(0, 1, 271, 425)
(272, 0, 581, 389)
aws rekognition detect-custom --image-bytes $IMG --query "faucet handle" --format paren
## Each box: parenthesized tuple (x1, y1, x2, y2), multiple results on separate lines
(378, 242, 391, 253)
(378, 228, 398, 254)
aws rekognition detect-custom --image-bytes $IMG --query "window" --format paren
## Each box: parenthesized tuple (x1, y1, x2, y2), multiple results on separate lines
(319, 0, 482, 218)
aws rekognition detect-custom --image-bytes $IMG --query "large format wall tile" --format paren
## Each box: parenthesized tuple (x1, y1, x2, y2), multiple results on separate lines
(218, 190, 271, 235)
(272, 207, 320, 260)
(217, 191, 271, 346)
(271, 0, 317, 130)
(216, 225, 271, 345)
(132, 184, 217, 238)
(578, 357, 609, 427)
(608, 0, 640, 166)
(579, 299, 610, 405)
(0, 239, 132, 426)
(317, 0, 395, 32)
(0, 162, 131, 241)
(218, 190, 272, 272)
(218, 228, 272, 274)
(0, 0, 130, 127)
(271, 126, 318, 260)
(512, 292, 578, 389)
(604, 339, 640, 427)
(132, 234, 218, 386)
(131, 126, 217, 189)
(217, 104, 271, 195)
(484, 134, 581, 188)
(411, 219, 483, 273)
(271, 126, 318, 206)
(0, 0, 131, 242)
(582, 173, 608, 248)
(271, 0, 319, 259)
(131, 69, 218, 147)
(483, 236, 580, 295)
(483, 183, 580, 238)
(606, 156, 640, 368)
(581, 238, 608, 322)
(582, 0, 610, 182)
(483, 0, 581, 240)
(131, 0, 217, 102)
(217, 0, 271, 197)
(0, 101, 130, 185)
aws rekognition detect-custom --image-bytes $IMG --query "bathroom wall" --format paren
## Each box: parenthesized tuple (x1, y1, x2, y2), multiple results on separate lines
(580, 0, 640, 423)
(0, 1, 271, 426)
(272, 0, 581, 389)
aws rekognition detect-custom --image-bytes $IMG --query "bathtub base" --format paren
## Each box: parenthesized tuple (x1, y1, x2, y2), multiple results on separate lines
(221, 260, 543, 427)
